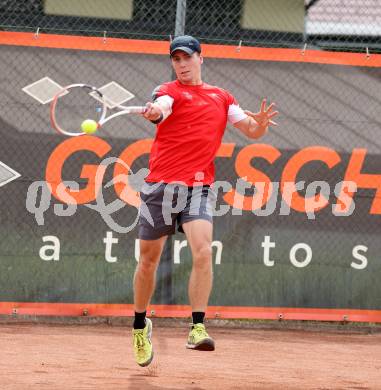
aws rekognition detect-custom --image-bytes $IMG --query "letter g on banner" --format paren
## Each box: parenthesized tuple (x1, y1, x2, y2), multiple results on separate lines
(46, 136, 111, 204)
(46, 137, 153, 207)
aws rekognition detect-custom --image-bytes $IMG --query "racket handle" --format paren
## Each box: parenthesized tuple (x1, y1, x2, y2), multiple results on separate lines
(117, 105, 147, 113)
(99, 106, 147, 126)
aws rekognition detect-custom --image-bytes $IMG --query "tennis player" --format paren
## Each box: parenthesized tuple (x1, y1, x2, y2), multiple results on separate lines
(132, 35, 278, 367)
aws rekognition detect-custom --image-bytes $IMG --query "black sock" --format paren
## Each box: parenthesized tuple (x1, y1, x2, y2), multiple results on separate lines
(133, 311, 147, 329)
(192, 312, 205, 325)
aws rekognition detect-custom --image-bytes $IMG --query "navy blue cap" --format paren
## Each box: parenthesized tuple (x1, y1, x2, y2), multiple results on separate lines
(170, 35, 201, 56)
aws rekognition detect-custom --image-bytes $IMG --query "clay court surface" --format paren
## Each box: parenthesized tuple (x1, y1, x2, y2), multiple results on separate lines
(0, 323, 380, 389)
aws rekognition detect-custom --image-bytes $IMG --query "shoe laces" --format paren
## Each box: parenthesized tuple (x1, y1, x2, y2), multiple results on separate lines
(193, 324, 208, 337)
(134, 331, 146, 351)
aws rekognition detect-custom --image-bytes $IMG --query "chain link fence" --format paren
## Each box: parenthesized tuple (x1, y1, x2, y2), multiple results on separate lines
(0, 0, 380, 316)
(1, 0, 381, 52)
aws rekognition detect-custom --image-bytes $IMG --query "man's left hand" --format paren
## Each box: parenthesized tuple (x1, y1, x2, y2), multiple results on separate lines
(245, 99, 278, 131)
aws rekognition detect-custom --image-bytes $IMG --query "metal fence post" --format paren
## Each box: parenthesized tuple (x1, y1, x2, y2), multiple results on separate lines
(175, 0, 187, 37)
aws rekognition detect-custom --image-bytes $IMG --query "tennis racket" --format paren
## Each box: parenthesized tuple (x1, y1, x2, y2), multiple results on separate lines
(50, 83, 147, 136)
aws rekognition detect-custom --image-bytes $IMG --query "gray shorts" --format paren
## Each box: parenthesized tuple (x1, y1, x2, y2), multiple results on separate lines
(138, 182, 216, 240)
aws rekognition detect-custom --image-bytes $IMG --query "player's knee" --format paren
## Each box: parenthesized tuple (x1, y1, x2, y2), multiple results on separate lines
(138, 246, 161, 272)
(193, 245, 212, 266)
(138, 255, 160, 273)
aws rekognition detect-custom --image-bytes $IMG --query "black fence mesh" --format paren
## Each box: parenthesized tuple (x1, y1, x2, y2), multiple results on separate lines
(1, 0, 381, 52)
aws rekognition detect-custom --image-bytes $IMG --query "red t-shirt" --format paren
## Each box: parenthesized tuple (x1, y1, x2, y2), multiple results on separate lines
(145, 80, 240, 186)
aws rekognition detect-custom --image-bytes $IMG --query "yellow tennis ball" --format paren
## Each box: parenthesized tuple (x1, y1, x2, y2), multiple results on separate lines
(81, 119, 98, 134)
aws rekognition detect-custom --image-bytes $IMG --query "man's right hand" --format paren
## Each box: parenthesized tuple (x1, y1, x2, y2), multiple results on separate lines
(143, 102, 163, 123)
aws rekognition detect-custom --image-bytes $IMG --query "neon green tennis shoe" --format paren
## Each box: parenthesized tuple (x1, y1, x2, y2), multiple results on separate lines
(186, 323, 215, 351)
(132, 318, 154, 367)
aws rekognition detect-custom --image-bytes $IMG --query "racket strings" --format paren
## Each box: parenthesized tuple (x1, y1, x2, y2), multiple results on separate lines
(53, 87, 104, 135)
